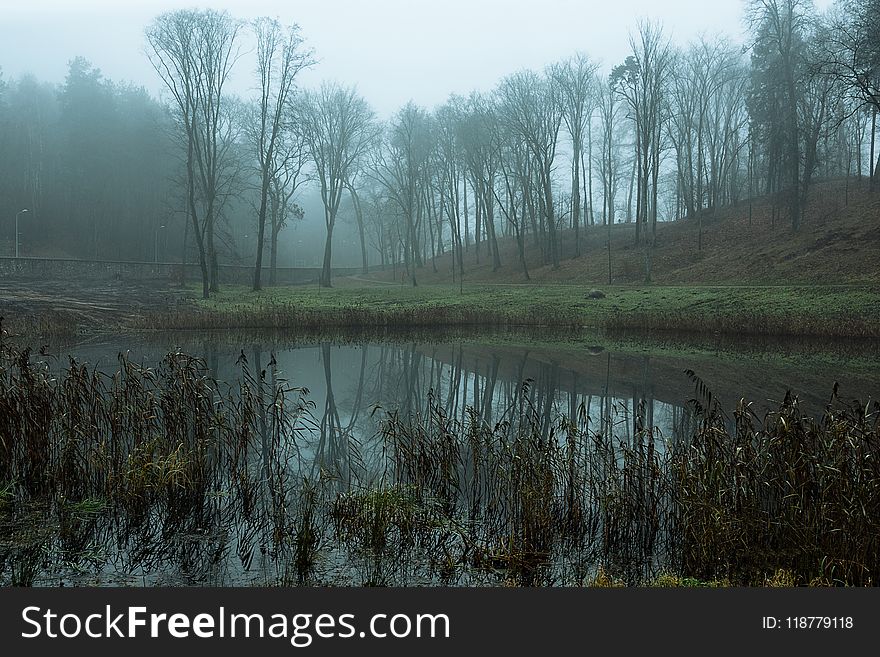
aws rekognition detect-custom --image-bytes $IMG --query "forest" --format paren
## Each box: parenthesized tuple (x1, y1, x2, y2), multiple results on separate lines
(0, 0, 877, 297)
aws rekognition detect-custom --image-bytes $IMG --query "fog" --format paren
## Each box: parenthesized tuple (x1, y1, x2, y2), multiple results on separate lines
(1, 0, 804, 118)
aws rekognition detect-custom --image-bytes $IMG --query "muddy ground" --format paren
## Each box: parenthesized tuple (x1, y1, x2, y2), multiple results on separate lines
(0, 277, 186, 336)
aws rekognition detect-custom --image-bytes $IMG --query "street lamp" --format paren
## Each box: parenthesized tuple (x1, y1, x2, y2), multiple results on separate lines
(14, 209, 28, 258)
(154, 225, 166, 263)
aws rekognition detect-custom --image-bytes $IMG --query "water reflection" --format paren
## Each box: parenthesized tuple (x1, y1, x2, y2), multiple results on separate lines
(58, 332, 880, 457)
(57, 339, 695, 462)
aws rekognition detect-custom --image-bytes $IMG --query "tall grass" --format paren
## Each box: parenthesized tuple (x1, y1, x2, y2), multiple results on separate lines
(137, 300, 584, 333)
(603, 308, 879, 338)
(131, 288, 880, 338)
(372, 379, 879, 585)
(674, 380, 880, 585)
(0, 337, 318, 586)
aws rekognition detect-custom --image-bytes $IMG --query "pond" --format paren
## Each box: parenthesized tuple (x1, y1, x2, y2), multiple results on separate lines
(55, 328, 880, 430)
(3, 328, 879, 586)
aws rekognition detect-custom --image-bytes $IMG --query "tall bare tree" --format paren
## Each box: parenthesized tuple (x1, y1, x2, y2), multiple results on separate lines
(434, 99, 467, 285)
(296, 83, 376, 287)
(747, 0, 812, 230)
(613, 20, 673, 253)
(596, 74, 623, 282)
(372, 102, 435, 286)
(669, 38, 747, 248)
(819, 0, 880, 186)
(250, 18, 313, 291)
(489, 107, 531, 279)
(458, 94, 502, 271)
(146, 9, 242, 297)
(267, 127, 309, 284)
(497, 71, 563, 269)
(550, 53, 598, 257)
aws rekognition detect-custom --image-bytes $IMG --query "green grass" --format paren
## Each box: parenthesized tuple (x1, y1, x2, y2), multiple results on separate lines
(154, 283, 880, 338)
(64, 498, 107, 515)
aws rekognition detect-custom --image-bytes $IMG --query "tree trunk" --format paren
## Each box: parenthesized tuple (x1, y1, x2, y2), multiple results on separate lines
(348, 186, 368, 275)
(269, 189, 280, 286)
(571, 136, 581, 258)
(253, 171, 271, 291)
(320, 221, 334, 287)
(269, 225, 280, 285)
(185, 128, 209, 299)
(484, 191, 502, 271)
(607, 211, 612, 285)
(473, 180, 481, 263)
(586, 119, 594, 226)
(635, 141, 642, 245)
(462, 172, 470, 252)
(871, 108, 877, 190)
(785, 68, 801, 230)
(207, 203, 219, 293)
(543, 167, 559, 269)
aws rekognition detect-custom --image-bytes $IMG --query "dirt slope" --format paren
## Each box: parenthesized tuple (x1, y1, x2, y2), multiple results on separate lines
(364, 178, 880, 286)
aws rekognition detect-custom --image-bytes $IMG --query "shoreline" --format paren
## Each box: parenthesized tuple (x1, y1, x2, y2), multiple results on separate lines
(144, 283, 880, 339)
(3, 281, 879, 341)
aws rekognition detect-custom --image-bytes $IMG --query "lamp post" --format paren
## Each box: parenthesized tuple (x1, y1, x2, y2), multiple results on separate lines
(15, 209, 28, 258)
(154, 225, 166, 263)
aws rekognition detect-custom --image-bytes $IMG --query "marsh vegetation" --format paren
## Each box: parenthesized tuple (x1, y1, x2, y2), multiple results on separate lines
(1, 332, 877, 587)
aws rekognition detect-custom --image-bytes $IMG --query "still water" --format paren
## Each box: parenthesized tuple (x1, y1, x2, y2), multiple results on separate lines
(59, 328, 880, 444)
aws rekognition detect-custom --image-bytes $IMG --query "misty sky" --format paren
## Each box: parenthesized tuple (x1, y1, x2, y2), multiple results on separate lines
(0, 0, 834, 117)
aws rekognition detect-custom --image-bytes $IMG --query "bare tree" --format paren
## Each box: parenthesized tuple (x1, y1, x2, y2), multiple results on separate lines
(295, 83, 376, 287)
(550, 53, 599, 257)
(747, 0, 812, 230)
(497, 71, 563, 269)
(458, 93, 502, 271)
(489, 108, 531, 279)
(372, 102, 435, 286)
(250, 18, 313, 291)
(343, 179, 370, 275)
(596, 74, 623, 282)
(613, 20, 673, 253)
(434, 99, 467, 285)
(818, 0, 880, 186)
(669, 38, 747, 248)
(267, 127, 309, 283)
(145, 9, 243, 297)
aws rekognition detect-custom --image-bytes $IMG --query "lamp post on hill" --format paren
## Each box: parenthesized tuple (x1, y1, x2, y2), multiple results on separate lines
(15, 209, 29, 258)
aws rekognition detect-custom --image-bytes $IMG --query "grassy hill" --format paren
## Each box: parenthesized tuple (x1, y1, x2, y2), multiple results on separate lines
(363, 178, 879, 286)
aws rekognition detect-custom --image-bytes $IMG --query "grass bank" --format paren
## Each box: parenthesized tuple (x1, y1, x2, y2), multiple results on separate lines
(141, 283, 880, 338)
